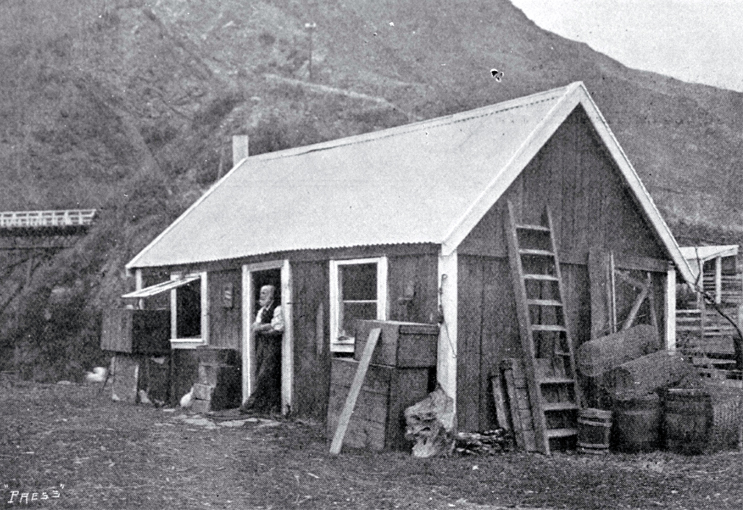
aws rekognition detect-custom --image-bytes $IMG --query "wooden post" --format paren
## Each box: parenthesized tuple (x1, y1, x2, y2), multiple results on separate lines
(280, 259, 293, 416)
(329, 327, 381, 455)
(25, 255, 34, 287)
(437, 250, 458, 413)
(232, 135, 249, 163)
(589, 249, 610, 339)
(715, 256, 722, 304)
(609, 251, 617, 334)
(665, 266, 677, 352)
(135, 269, 144, 310)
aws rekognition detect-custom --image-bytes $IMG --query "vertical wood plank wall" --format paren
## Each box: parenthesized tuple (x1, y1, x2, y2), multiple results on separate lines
(387, 254, 440, 324)
(456, 106, 671, 432)
(290, 253, 440, 422)
(291, 260, 331, 421)
(458, 107, 667, 260)
(207, 269, 242, 349)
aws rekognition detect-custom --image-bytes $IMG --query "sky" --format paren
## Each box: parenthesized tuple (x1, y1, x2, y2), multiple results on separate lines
(510, 0, 743, 92)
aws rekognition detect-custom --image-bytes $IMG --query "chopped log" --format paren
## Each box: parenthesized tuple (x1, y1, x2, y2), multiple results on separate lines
(454, 429, 513, 455)
(404, 384, 455, 458)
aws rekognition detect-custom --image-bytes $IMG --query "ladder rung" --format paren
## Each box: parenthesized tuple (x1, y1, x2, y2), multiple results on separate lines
(516, 223, 550, 232)
(546, 428, 578, 439)
(523, 274, 559, 281)
(539, 377, 575, 385)
(553, 350, 571, 357)
(531, 324, 567, 332)
(542, 402, 579, 412)
(527, 299, 562, 307)
(519, 249, 554, 257)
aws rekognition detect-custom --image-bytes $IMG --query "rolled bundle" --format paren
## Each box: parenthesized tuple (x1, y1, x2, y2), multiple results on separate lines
(604, 350, 695, 399)
(577, 325, 659, 377)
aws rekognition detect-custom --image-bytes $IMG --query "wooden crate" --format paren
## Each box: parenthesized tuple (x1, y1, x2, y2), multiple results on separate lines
(354, 320, 438, 368)
(327, 358, 432, 450)
(101, 309, 170, 354)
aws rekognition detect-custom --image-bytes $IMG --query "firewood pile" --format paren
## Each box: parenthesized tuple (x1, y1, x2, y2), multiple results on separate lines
(454, 429, 513, 455)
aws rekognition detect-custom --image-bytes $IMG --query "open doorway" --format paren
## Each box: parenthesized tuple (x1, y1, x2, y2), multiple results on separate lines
(242, 261, 293, 415)
(242, 268, 282, 414)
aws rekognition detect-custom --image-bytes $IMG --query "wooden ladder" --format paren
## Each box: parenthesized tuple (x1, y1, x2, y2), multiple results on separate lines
(505, 201, 581, 455)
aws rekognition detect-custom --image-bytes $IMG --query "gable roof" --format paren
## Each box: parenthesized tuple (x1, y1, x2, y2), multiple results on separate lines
(126, 82, 693, 284)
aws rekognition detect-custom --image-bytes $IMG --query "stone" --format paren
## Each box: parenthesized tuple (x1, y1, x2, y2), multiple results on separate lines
(191, 399, 211, 415)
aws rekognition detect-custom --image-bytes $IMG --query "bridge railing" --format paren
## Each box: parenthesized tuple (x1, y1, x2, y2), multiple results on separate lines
(0, 209, 97, 229)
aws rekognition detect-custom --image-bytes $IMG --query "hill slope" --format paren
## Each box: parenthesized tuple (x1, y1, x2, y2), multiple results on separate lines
(1, 0, 741, 378)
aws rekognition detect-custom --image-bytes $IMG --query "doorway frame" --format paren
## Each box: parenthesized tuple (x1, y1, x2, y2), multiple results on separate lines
(241, 260, 293, 415)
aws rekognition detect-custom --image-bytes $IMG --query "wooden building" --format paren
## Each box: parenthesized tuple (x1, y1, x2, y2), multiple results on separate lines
(677, 245, 742, 360)
(117, 82, 693, 432)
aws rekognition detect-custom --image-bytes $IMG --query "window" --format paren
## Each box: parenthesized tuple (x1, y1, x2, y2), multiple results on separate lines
(329, 257, 387, 353)
(170, 272, 209, 348)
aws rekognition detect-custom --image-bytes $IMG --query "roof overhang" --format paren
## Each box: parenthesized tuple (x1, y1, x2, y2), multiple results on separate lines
(122, 274, 199, 299)
(440, 82, 695, 285)
(679, 245, 739, 263)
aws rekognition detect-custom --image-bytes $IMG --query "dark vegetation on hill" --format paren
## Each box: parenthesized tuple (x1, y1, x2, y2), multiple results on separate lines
(1, 0, 742, 380)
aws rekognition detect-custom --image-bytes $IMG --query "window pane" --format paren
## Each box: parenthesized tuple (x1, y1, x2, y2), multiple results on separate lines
(176, 280, 201, 338)
(340, 302, 377, 338)
(341, 263, 377, 301)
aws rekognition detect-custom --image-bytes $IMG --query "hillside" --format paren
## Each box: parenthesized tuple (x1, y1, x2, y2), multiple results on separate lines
(1, 0, 742, 379)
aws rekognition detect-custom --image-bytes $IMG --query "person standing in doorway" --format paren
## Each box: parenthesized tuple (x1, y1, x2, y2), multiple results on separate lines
(240, 285, 283, 414)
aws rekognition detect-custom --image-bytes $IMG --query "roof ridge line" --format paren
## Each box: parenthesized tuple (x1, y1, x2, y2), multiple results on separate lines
(243, 84, 578, 165)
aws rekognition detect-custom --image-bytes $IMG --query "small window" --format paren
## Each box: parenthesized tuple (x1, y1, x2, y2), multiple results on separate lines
(171, 272, 208, 348)
(329, 258, 387, 353)
(176, 280, 201, 338)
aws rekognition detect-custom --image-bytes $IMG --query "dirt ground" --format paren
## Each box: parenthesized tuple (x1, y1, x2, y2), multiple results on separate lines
(1, 377, 743, 510)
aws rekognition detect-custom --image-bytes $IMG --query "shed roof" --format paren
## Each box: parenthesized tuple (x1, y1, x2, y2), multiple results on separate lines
(679, 245, 739, 263)
(126, 82, 693, 284)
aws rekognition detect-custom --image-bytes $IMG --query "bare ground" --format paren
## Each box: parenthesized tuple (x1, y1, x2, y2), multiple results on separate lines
(1, 377, 743, 510)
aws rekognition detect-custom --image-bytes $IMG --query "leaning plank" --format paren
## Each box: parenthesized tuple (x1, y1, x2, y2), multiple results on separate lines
(621, 284, 649, 331)
(501, 359, 524, 450)
(490, 374, 510, 432)
(501, 358, 537, 452)
(329, 327, 381, 455)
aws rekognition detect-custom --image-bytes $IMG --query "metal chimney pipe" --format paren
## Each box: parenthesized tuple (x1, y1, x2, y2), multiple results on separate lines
(232, 135, 249, 164)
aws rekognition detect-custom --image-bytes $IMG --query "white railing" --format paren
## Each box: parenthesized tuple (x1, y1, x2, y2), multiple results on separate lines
(0, 209, 97, 229)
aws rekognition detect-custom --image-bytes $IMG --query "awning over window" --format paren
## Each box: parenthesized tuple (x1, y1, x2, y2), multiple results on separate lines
(122, 275, 199, 299)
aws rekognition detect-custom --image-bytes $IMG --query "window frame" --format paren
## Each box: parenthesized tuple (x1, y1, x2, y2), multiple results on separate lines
(329, 257, 388, 353)
(170, 271, 209, 349)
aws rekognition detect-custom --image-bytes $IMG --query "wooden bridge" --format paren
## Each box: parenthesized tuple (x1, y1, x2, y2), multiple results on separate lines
(0, 209, 97, 250)
(0, 209, 96, 230)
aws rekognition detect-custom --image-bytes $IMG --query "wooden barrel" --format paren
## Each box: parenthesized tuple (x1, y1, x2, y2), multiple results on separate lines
(578, 408, 612, 454)
(663, 388, 713, 454)
(612, 393, 661, 452)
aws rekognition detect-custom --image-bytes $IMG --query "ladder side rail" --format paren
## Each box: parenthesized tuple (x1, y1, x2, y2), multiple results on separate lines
(544, 207, 582, 408)
(506, 200, 550, 455)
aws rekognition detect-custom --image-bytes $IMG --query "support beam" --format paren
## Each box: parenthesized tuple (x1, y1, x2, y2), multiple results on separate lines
(280, 259, 293, 416)
(135, 269, 144, 309)
(665, 267, 677, 352)
(437, 249, 458, 419)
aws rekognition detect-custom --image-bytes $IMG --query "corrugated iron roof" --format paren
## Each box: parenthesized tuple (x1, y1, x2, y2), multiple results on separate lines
(122, 274, 200, 299)
(128, 86, 566, 268)
(679, 245, 739, 262)
(126, 82, 694, 284)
